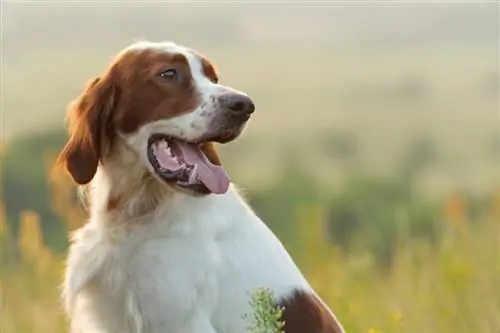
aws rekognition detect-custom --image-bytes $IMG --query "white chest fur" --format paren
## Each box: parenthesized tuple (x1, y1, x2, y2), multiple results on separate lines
(63, 185, 310, 333)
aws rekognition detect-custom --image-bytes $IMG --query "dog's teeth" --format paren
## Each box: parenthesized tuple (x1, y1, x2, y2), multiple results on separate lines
(158, 141, 168, 149)
(188, 164, 198, 183)
(165, 147, 172, 156)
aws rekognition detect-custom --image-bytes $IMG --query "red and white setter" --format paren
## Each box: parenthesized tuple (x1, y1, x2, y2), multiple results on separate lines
(57, 40, 345, 333)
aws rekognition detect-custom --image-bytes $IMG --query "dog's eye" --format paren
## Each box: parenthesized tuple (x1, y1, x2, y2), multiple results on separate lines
(159, 69, 177, 79)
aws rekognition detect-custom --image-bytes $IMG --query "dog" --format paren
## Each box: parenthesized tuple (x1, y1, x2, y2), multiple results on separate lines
(57, 40, 345, 333)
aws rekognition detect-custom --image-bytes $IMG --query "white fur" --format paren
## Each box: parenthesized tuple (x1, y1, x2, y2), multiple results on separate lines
(63, 41, 315, 333)
(64, 182, 312, 333)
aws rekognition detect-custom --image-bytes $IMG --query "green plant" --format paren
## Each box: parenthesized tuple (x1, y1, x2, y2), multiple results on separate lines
(243, 287, 285, 333)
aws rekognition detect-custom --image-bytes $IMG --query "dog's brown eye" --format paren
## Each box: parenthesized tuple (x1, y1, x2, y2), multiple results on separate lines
(159, 69, 177, 79)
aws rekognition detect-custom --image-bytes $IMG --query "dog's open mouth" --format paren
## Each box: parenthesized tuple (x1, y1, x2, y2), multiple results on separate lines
(147, 134, 230, 194)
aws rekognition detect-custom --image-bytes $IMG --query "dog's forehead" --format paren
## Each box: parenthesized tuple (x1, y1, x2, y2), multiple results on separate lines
(121, 41, 218, 83)
(119, 41, 218, 80)
(125, 40, 189, 55)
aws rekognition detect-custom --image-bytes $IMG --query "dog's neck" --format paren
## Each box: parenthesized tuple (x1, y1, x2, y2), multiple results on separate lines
(86, 146, 174, 230)
(83, 143, 244, 237)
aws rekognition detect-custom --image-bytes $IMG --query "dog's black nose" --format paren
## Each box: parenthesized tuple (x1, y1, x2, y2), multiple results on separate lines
(220, 94, 255, 116)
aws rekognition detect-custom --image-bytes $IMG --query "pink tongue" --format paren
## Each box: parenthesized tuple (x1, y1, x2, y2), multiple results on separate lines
(175, 141, 230, 194)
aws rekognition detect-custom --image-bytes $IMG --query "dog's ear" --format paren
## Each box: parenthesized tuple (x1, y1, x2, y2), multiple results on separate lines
(201, 142, 222, 166)
(55, 77, 118, 185)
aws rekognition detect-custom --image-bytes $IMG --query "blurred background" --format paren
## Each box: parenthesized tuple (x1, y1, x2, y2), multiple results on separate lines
(1, 1, 499, 332)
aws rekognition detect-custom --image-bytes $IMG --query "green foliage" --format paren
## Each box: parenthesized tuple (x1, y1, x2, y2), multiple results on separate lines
(1, 129, 68, 252)
(399, 135, 437, 183)
(243, 288, 285, 333)
(327, 177, 438, 265)
(248, 153, 321, 247)
(321, 132, 359, 162)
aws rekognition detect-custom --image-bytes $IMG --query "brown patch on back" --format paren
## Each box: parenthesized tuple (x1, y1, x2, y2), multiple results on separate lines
(279, 290, 345, 333)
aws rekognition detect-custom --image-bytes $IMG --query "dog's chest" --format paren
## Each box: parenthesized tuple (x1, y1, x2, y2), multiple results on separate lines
(81, 223, 222, 332)
(67, 191, 308, 333)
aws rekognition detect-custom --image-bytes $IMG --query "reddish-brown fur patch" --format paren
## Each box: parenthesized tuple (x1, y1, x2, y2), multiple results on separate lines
(56, 77, 117, 184)
(55, 47, 221, 186)
(279, 290, 344, 333)
(106, 196, 121, 212)
(112, 50, 201, 133)
(196, 52, 219, 83)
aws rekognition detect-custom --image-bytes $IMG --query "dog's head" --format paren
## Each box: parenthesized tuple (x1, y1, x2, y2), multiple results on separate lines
(56, 41, 255, 196)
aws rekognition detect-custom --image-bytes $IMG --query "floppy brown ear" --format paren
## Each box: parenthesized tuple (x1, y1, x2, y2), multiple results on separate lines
(55, 77, 118, 185)
(201, 142, 222, 166)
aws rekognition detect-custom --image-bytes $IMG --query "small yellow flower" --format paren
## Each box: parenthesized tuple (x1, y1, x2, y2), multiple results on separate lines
(368, 328, 382, 333)
(391, 311, 403, 324)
